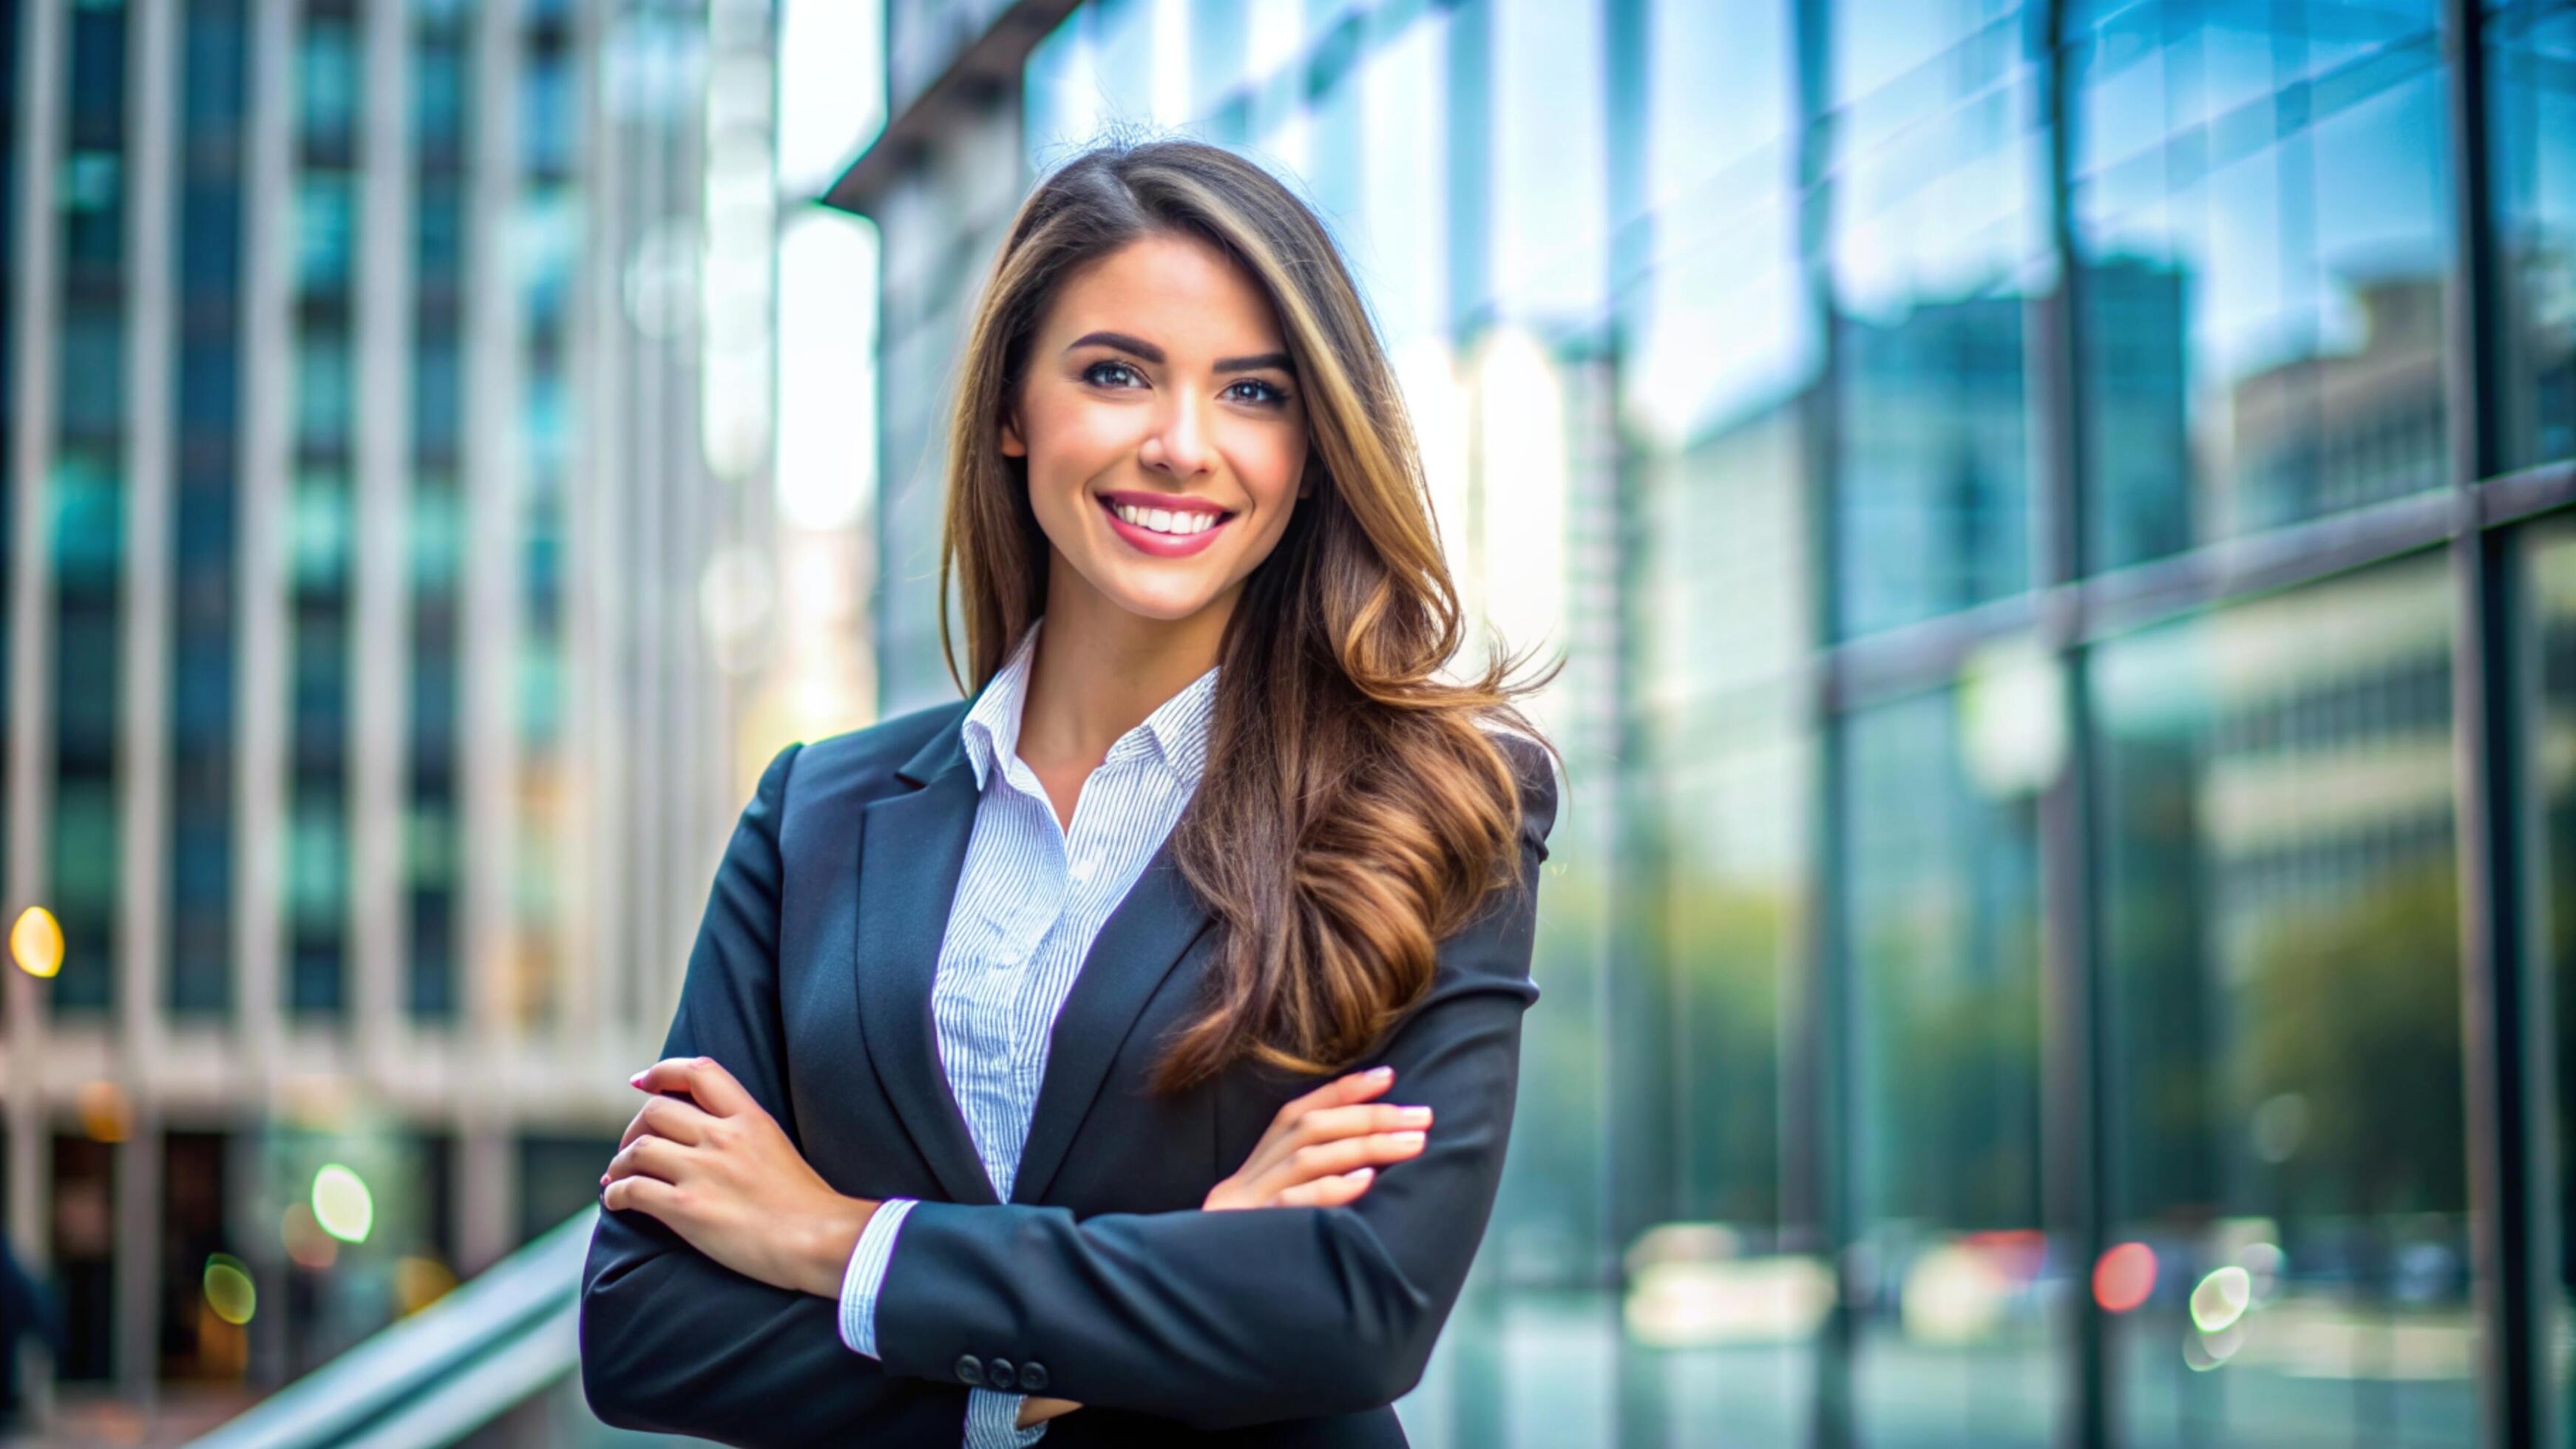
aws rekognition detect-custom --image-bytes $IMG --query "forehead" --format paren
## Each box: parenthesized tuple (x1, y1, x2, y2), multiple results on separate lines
(1041, 231, 1287, 353)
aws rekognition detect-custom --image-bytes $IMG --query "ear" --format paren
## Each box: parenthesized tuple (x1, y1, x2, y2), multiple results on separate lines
(1000, 409, 1027, 458)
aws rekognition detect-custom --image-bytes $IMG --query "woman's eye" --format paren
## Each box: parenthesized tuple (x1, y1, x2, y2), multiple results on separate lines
(1224, 379, 1290, 407)
(1082, 361, 1144, 389)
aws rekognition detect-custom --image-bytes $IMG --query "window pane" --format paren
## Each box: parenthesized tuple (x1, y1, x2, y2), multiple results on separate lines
(2520, 515, 2576, 1431)
(2071, 3, 2453, 570)
(2490, 0, 2576, 469)
(1841, 680, 2055, 1447)
(1828, 0, 2045, 637)
(1641, 727, 1821, 1444)
(2093, 552, 2469, 1447)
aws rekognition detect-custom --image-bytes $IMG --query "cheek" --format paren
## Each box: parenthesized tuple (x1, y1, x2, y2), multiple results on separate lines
(1023, 392, 1133, 478)
(1239, 431, 1308, 515)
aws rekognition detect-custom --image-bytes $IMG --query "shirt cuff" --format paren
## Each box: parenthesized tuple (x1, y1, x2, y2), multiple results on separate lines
(835, 1198, 917, 1360)
(966, 1387, 1047, 1448)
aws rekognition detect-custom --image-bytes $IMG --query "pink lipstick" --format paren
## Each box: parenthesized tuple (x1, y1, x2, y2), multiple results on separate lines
(1096, 490, 1236, 559)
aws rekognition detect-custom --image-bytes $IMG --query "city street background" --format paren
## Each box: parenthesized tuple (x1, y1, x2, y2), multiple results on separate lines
(1, 0, 2572, 1445)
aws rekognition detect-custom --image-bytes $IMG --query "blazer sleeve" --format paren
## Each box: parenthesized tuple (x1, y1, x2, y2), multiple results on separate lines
(577, 741, 968, 1445)
(870, 735, 1561, 1431)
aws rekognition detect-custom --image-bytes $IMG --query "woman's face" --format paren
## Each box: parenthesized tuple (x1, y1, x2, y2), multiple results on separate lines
(1006, 230, 1311, 626)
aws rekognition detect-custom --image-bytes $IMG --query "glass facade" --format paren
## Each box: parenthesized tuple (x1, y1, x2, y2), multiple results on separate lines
(290, 0, 359, 1016)
(2490, 0, 2576, 472)
(827, 0, 2576, 1442)
(513, 0, 574, 1033)
(174, 0, 248, 1017)
(52, 0, 127, 1018)
(409, 0, 470, 1022)
(3, 0, 764, 1415)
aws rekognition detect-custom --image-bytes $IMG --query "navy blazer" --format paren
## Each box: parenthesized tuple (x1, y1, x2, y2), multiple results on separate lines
(577, 697, 1557, 1447)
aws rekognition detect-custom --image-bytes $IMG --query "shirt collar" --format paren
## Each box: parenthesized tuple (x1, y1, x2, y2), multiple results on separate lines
(960, 616, 1220, 793)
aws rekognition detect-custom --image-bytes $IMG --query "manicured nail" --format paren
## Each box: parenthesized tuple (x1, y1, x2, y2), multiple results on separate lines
(628, 1071, 646, 1087)
(1390, 1131, 1426, 1149)
(1365, 1065, 1394, 1081)
(1350, 1167, 1375, 1182)
(1397, 1106, 1431, 1125)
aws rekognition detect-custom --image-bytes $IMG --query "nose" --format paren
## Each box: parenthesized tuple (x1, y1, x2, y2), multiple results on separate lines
(1139, 391, 1216, 479)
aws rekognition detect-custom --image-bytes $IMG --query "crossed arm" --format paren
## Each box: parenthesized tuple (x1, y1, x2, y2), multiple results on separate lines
(577, 740, 1557, 1442)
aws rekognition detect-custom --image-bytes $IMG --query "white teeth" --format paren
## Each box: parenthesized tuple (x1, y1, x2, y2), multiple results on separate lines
(1109, 500, 1224, 535)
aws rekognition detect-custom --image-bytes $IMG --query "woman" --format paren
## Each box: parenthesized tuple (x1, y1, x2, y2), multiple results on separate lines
(577, 138, 1559, 1448)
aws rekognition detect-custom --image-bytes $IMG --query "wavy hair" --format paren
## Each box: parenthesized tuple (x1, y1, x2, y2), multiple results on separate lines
(939, 137, 1559, 1091)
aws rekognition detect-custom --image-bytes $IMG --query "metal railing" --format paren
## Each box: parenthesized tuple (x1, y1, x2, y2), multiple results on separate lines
(188, 1209, 596, 1449)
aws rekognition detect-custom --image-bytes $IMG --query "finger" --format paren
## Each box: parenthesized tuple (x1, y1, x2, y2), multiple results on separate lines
(1278, 1130, 1425, 1186)
(1276, 1167, 1375, 1209)
(1272, 1065, 1394, 1128)
(631, 1056, 758, 1118)
(1246, 1131, 1423, 1202)
(603, 1134, 689, 1187)
(619, 1093, 719, 1153)
(1291, 1101, 1434, 1146)
(600, 1173, 680, 1219)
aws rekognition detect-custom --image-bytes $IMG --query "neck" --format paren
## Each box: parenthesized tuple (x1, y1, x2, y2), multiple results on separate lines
(1015, 555, 1234, 773)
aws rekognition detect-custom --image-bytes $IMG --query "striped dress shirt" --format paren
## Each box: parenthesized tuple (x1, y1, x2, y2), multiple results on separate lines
(837, 616, 1218, 1448)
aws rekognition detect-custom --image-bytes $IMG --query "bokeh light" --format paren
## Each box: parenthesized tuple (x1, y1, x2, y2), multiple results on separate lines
(396, 1256, 460, 1316)
(203, 1253, 257, 1326)
(10, 905, 62, 978)
(282, 1202, 339, 1270)
(2189, 1265, 2253, 1334)
(2092, 1241, 2157, 1314)
(311, 1164, 374, 1245)
(78, 1081, 131, 1144)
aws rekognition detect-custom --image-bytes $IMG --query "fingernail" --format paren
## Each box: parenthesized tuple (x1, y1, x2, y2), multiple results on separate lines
(628, 1071, 645, 1087)
(1397, 1106, 1432, 1125)
(1366, 1065, 1394, 1081)
(1351, 1167, 1375, 1182)
(1391, 1130, 1426, 1148)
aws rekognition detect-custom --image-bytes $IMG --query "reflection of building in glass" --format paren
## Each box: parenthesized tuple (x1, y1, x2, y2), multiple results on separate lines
(1, 0, 777, 1408)
(2227, 274, 2450, 535)
(821, 1, 2572, 1444)
(1837, 292, 2033, 637)
(2084, 256, 2194, 569)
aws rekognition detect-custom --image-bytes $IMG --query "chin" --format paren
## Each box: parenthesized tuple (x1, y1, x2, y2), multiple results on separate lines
(1087, 564, 1230, 624)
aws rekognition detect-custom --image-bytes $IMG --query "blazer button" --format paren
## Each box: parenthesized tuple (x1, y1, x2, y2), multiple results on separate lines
(986, 1357, 1017, 1391)
(1018, 1361, 1050, 1393)
(953, 1354, 985, 1386)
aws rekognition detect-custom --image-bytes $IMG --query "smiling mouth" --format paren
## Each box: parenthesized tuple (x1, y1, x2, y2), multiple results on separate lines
(1095, 492, 1236, 537)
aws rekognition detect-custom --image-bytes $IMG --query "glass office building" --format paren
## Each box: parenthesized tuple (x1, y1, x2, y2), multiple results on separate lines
(831, 0, 2576, 1444)
(1, 0, 789, 1416)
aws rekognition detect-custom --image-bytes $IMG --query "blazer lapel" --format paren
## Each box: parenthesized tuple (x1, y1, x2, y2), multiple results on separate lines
(1009, 838, 1218, 1206)
(854, 722, 1003, 1207)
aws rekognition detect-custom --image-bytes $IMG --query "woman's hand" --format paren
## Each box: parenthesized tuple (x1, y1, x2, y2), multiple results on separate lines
(1011, 1068, 1431, 1432)
(600, 1056, 874, 1300)
(1203, 1064, 1431, 1211)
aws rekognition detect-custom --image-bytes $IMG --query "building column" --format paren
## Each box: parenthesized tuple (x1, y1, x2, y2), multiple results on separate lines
(235, 0, 301, 1386)
(2, 0, 66, 1411)
(458, 0, 523, 1270)
(114, 0, 180, 1405)
(351, 0, 415, 1082)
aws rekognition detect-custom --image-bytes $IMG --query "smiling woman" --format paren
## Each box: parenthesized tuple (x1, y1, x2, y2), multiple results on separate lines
(578, 138, 1562, 1449)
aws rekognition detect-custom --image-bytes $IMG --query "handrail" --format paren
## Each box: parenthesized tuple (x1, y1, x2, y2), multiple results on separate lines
(188, 1208, 598, 1449)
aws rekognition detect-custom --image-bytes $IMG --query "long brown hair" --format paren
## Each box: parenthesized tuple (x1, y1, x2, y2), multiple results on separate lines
(940, 137, 1559, 1091)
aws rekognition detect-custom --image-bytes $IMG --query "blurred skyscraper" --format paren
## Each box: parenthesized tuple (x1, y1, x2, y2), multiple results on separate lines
(2, 0, 801, 1418)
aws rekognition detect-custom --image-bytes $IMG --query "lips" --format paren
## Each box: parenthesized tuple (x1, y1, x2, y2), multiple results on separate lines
(1095, 491, 1236, 559)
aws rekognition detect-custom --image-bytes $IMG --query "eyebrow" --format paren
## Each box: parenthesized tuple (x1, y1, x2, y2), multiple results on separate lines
(1065, 330, 1295, 376)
